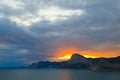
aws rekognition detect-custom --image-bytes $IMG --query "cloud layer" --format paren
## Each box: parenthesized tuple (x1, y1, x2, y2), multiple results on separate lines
(0, 0, 120, 67)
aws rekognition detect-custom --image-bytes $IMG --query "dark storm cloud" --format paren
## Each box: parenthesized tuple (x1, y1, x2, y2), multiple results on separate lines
(0, 18, 57, 65)
(0, 0, 120, 66)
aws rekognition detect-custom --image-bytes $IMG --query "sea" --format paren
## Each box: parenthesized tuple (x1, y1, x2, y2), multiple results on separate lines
(0, 69, 119, 80)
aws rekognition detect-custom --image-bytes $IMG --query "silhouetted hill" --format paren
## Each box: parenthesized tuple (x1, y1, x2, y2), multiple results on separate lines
(69, 53, 89, 64)
(29, 53, 120, 72)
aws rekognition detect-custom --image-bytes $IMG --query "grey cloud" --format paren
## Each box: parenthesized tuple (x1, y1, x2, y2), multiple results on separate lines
(0, 0, 120, 66)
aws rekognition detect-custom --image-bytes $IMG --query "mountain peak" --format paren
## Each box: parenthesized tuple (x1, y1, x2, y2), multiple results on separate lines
(69, 53, 88, 64)
(71, 53, 84, 58)
(70, 53, 84, 60)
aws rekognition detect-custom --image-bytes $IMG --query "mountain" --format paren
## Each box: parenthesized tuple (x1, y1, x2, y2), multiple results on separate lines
(68, 54, 89, 64)
(29, 53, 120, 72)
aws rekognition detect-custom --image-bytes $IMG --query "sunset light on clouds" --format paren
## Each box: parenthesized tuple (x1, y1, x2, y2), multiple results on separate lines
(52, 44, 120, 61)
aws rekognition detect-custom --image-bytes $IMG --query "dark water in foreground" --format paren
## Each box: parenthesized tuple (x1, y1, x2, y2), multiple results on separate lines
(0, 69, 120, 80)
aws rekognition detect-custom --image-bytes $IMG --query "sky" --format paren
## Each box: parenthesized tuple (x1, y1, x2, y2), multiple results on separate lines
(0, 0, 120, 67)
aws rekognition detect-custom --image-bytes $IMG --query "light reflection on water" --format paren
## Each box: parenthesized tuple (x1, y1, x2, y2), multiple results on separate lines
(59, 70, 73, 80)
(0, 69, 119, 80)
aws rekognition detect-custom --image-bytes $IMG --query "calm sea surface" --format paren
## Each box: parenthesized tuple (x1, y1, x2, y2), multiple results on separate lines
(0, 69, 120, 80)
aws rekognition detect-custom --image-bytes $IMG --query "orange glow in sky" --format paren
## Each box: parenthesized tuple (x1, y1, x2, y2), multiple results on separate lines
(51, 45, 77, 61)
(51, 45, 120, 61)
(83, 55, 97, 58)
(52, 45, 94, 61)
(58, 54, 72, 60)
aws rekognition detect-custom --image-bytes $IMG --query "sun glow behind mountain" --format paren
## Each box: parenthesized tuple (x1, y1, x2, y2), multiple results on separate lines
(51, 45, 97, 61)
(53, 53, 98, 61)
(57, 54, 99, 60)
(83, 55, 98, 58)
(51, 45, 120, 61)
(59, 54, 72, 60)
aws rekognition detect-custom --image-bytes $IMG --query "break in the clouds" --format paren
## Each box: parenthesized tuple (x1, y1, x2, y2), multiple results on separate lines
(0, 0, 120, 67)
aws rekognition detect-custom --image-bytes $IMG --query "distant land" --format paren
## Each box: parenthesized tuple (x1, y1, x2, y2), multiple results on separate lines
(29, 53, 120, 72)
